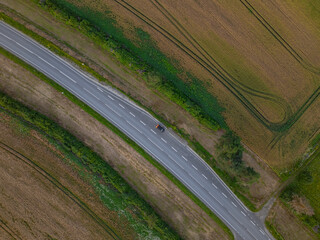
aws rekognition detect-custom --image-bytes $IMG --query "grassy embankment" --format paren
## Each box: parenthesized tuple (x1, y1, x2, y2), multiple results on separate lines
(0, 12, 234, 237)
(278, 136, 320, 238)
(0, 93, 180, 239)
(22, 0, 258, 210)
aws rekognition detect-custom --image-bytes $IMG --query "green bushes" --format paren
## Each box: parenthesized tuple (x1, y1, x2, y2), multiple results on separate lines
(0, 91, 180, 239)
(216, 131, 258, 177)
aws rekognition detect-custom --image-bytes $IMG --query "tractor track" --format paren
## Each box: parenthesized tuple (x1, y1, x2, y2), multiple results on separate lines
(113, 0, 320, 137)
(0, 141, 121, 240)
(113, 0, 290, 131)
(240, 0, 320, 74)
(0, 219, 22, 240)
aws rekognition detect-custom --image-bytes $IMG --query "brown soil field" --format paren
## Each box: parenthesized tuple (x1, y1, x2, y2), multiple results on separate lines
(0, 113, 136, 239)
(0, 0, 280, 208)
(45, 0, 320, 173)
(0, 43, 230, 239)
(266, 199, 317, 240)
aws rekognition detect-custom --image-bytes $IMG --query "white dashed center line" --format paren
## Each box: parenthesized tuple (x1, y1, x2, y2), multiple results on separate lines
(222, 193, 228, 198)
(150, 129, 157, 134)
(192, 165, 198, 171)
(140, 120, 146, 125)
(259, 229, 265, 235)
(202, 174, 208, 179)
(129, 112, 135, 117)
(212, 183, 217, 189)
(232, 202, 237, 207)
(119, 103, 125, 109)
(108, 95, 114, 100)
(250, 220, 256, 226)
(241, 211, 246, 216)
(171, 147, 177, 152)
(182, 155, 188, 161)
(161, 138, 167, 143)
(97, 87, 103, 92)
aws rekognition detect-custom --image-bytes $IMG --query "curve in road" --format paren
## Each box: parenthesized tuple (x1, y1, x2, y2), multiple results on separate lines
(0, 21, 273, 240)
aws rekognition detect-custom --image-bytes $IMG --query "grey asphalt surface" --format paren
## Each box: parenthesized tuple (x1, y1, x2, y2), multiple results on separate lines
(0, 21, 273, 240)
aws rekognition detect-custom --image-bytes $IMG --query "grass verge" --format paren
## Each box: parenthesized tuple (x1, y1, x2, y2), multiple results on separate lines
(265, 221, 285, 240)
(0, 42, 233, 239)
(0, 7, 258, 210)
(279, 139, 320, 238)
(0, 93, 179, 239)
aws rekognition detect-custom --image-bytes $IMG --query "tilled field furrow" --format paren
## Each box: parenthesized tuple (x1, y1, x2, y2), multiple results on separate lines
(239, 0, 320, 74)
(0, 141, 121, 240)
(113, 0, 289, 130)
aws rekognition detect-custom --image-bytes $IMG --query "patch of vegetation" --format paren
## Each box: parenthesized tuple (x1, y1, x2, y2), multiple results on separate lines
(214, 131, 260, 210)
(0, 45, 233, 238)
(36, 0, 225, 130)
(1, 2, 257, 211)
(30, 0, 256, 210)
(217, 131, 259, 178)
(265, 220, 285, 240)
(280, 142, 320, 237)
(0, 91, 181, 240)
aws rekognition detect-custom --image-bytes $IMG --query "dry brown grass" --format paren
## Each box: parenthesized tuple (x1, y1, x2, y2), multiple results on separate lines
(266, 199, 317, 240)
(0, 41, 230, 239)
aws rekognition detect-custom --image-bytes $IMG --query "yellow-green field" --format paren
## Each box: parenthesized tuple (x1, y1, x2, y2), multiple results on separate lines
(44, 0, 320, 173)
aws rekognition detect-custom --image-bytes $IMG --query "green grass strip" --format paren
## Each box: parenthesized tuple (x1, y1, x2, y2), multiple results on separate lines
(2, 1, 256, 209)
(0, 25, 233, 240)
(265, 221, 285, 240)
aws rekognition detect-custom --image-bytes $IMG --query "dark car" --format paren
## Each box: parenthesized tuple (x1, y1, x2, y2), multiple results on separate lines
(156, 124, 165, 132)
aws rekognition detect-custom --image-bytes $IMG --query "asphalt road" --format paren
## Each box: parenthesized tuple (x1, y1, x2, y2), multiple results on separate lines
(0, 21, 273, 240)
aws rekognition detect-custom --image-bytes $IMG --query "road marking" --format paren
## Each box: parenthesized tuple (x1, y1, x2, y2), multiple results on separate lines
(104, 103, 121, 117)
(140, 120, 146, 125)
(212, 183, 217, 189)
(119, 103, 125, 109)
(84, 88, 99, 99)
(222, 193, 228, 198)
(59, 70, 76, 83)
(14, 41, 34, 54)
(37, 56, 57, 69)
(97, 87, 103, 92)
(151, 129, 157, 134)
(259, 229, 265, 235)
(241, 211, 246, 216)
(108, 95, 115, 100)
(202, 174, 207, 179)
(129, 112, 135, 117)
(232, 202, 237, 207)
(161, 138, 167, 143)
(182, 155, 188, 161)
(126, 121, 142, 133)
(192, 165, 198, 171)
(250, 220, 256, 226)
(208, 192, 224, 206)
(171, 147, 177, 152)
(147, 137, 163, 151)
(171, 157, 185, 170)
